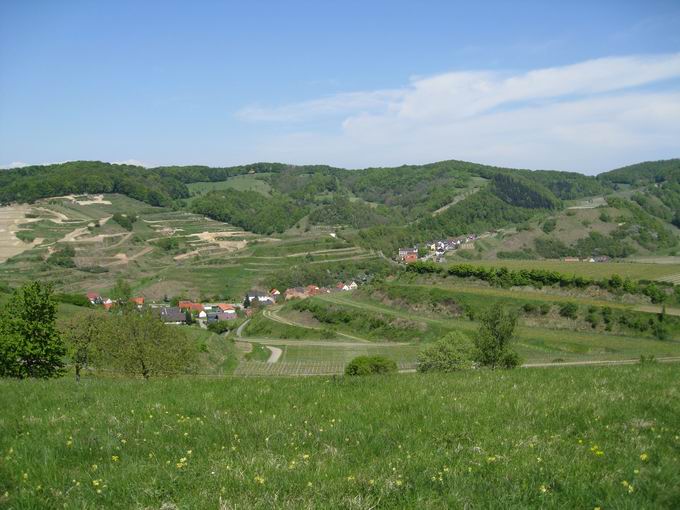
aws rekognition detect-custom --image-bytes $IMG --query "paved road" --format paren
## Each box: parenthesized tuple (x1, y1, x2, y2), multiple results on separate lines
(236, 319, 250, 338)
(265, 346, 283, 363)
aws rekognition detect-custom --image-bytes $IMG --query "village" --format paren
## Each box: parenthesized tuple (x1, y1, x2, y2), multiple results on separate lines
(397, 234, 479, 263)
(83, 280, 361, 326)
(397, 234, 611, 264)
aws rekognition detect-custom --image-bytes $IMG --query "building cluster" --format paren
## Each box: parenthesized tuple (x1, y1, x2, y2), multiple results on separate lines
(282, 281, 358, 301)
(398, 234, 479, 263)
(562, 256, 611, 263)
(84, 281, 360, 325)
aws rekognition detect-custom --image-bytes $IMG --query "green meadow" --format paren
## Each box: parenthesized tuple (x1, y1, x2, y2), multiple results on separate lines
(2, 364, 679, 509)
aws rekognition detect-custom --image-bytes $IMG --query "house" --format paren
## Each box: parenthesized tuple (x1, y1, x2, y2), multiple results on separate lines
(207, 311, 236, 323)
(157, 307, 186, 324)
(563, 257, 580, 262)
(348, 281, 358, 290)
(404, 253, 418, 264)
(285, 287, 308, 300)
(216, 303, 237, 315)
(130, 297, 144, 307)
(178, 301, 204, 313)
(102, 298, 113, 311)
(306, 285, 320, 296)
(270, 288, 281, 297)
(86, 292, 101, 305)
(398, 247, 418, 260)
(336, 282, 350, 291)
(246, 290, 275, 304)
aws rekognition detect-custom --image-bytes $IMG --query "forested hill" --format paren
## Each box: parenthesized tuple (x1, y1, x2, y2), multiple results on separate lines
(1, 158, 678, 257)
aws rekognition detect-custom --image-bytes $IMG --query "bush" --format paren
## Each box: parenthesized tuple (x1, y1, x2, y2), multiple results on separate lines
(345, 356, 397, 376)
(417, 332, 474, 373)
(112, 213, 137, 231)
(473, 307, 521, 369)
(559, 302, 579, 319)
(207, 321, 231, 334)
(542, 218, 557, 234)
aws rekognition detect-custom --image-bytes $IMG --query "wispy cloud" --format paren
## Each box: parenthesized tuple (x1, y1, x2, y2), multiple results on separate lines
(235, 53, 680, 172)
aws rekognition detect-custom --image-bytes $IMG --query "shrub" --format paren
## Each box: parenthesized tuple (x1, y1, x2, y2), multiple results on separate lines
(112, 213, 137, 231)
(473, 307, 521, 369)
(207, 321, 231, 334)
(539, 303, 551, 315)
(559, 302, 579, 319)
(417, 332, 474, 373)
(522, 303, 537, 314)
(345, 356, 397, 376)
(542, 218, 557, 234)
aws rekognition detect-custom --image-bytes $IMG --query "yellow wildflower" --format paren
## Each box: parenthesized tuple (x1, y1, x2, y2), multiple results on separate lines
(640, 453, 649, 462)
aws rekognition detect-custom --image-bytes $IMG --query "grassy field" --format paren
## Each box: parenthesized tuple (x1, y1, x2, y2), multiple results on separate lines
(2, 364, 679, 508)
(458, 259, 680, 282)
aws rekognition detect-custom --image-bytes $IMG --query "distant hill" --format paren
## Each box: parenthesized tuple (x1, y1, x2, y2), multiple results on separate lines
(1, 157, 678, 258)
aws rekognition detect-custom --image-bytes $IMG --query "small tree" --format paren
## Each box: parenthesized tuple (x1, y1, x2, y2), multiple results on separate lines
(243, 295, 251, 308)
(101, 311, 198, 379)
(60, 310, 107, 381)
(110, 278, 133, 306)
(417, 332, 474, 373)
(473, 307, 521, 369)
(0, 281, 65, 378)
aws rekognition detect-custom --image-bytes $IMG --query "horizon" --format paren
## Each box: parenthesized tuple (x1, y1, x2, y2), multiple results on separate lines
(1, 155, 678, 177)
(1, 1, 680, 173)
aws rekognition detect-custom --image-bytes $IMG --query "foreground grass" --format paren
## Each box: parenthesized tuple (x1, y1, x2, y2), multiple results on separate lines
(2, 365, 680, 508)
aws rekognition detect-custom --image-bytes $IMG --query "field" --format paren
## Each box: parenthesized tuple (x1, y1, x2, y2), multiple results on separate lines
(2, 364, 679, 508)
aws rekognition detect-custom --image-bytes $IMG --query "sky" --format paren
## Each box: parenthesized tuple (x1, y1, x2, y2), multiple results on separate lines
(1, 0, 679, 174)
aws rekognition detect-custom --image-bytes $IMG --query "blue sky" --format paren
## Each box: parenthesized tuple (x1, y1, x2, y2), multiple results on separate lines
(1, 0, 679, 173)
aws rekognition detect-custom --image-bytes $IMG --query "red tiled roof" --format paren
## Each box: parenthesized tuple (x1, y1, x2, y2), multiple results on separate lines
(130, 297, 144, 305)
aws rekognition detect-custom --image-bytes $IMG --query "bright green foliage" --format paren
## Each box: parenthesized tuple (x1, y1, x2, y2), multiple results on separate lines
(417, 331, 474, 373)
(60, 310, 106, 381)
(109, 278, 133, 305)
(345, 355, 397, 375)
(473, 307, 520, 369)
(2, 365, 679, 508)
(0, 281, 65, 378)
(99, 311, 198, 379)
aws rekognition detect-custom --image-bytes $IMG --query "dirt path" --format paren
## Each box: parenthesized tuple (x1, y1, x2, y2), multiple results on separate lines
(265, 346, 283, 363)
(523, 356, 680, 368)
(0, 204, 43, 262)
(247, 338, 408, 347)
(263, 307, 370, 342)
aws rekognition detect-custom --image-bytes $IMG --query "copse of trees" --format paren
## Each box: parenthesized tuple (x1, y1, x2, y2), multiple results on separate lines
(192, 189, 307, 234)
(0, 281, 65, 378)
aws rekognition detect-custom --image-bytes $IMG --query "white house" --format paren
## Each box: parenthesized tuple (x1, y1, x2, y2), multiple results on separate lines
(348, 281, 358, 290)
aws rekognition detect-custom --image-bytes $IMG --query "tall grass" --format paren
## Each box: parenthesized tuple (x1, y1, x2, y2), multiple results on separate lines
(1, 365, 679, 508)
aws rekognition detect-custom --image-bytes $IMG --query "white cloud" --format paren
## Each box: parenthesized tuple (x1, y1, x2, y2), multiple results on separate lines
(236, 53, 680, 172)
(0, 161, 28, 169)
(112, 159, 150, 168)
